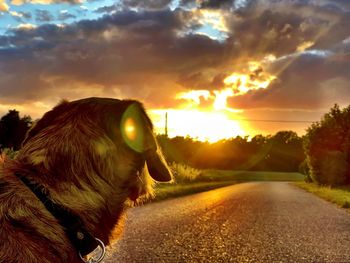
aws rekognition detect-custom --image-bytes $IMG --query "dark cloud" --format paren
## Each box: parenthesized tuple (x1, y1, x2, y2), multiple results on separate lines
(0, 0, 349, 112)
(35, 10, 54, 22)
(199, 0, 234, 9)
(0, 9, 225, 106)
(121, 0, 172, 10)
(58, 11, 76, 21)
(224, 1, 347, 58)
(228, 52, 350, 109)
(324, 0, 350, 10)
(180, 0, 254, 10)
(16, 0, 82, 3)
(20, 11, 32, 19)
(177, 72, 228, 90)
(11, 11, 32, 23)
(94, 5, 119, 14)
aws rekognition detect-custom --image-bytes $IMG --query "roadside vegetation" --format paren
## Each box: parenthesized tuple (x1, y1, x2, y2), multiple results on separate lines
(296, 182, 350, 209)
(295, 104, 350, 208)
(303, 104, 350, 186)
(154, 163, 303, 202)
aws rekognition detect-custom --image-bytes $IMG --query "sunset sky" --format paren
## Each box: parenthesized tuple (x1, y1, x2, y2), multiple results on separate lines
(0, 0, 349, 141)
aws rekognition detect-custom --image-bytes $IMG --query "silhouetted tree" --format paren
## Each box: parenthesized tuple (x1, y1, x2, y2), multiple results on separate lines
(0, 110, 32, 150)
(304, 104, 350, 186)
(158, 131, 305, 172)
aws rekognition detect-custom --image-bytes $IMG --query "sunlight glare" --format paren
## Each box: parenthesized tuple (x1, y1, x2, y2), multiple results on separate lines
(157, 60, 277, 142)
(176, 90, 211, 105)
(150, 109, 245, 143)
(213, 88, 234, 110)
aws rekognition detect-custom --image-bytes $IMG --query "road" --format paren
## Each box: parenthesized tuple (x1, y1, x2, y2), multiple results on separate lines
(104, 182, 350, 263)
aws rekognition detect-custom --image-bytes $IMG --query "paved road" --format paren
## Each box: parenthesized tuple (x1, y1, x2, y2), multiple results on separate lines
(105, 182, 350, 263)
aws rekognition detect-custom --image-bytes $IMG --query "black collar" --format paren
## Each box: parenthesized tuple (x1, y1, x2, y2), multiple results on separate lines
(14, 172, 100, 257)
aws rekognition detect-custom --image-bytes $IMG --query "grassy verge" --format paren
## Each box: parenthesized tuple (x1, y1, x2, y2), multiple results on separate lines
(153, 181, 236, 202)
(151, 167, 304, 202)
(199, 170, 304, 182)
(295, 182, 350, 209)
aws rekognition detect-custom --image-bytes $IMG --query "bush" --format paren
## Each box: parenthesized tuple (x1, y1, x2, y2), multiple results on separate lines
(304, 104, 350, 186)
(170, 162, 201, 183)
(320, 151, 347, 186)
(299, 159, 312, 183)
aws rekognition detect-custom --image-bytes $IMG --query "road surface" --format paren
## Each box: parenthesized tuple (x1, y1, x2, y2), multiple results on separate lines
(104, 182, 350, 262)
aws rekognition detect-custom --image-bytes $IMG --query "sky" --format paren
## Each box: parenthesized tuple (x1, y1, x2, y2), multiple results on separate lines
(0, 0, 349, 141)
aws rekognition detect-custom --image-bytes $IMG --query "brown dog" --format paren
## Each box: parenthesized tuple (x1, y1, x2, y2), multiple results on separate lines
(0, 97, 172, 263)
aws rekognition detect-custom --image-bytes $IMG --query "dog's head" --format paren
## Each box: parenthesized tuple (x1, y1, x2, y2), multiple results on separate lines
(17, 97, 172, 203)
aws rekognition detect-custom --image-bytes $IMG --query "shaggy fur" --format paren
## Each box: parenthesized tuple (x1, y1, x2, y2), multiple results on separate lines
(0, 97, 172, 263)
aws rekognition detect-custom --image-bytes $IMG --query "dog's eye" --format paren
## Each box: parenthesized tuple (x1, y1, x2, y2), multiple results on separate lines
(121, 104, 145, 153)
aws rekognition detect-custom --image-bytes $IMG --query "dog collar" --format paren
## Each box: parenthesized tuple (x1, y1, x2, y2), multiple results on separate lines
(14, 172, 106, 262)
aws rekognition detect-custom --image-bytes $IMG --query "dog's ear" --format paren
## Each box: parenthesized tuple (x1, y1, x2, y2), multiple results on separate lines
(22, 100, 70, 146)
(121, 103, 172, 182)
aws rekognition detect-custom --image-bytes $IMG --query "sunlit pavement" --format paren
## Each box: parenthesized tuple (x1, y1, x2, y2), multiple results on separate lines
(105, 182, 350, 263)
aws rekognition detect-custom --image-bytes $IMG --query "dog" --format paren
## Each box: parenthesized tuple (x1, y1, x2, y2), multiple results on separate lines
(0, 97, 172, 263)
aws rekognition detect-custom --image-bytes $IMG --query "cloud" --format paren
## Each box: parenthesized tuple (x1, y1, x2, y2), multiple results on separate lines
(0, 9, 223, 107)
(16, 23, 37, 29)
(35, 9, 54, 22)
(94, 4, 118, 14)
(58, 10, 76, 20)
(0, 0, 9, 12)
(10, 10, 32, 22)
(180, 0, 251, 10)
(121, 0, 172, 10)
(11, 0, 83, 5)
(0, 0, 349, 113)
(228, 51, 350, 109)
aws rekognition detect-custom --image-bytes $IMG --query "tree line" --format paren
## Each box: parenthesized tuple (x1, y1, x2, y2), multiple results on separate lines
(0, 110, 32, 150)
(157, 131, 305, 172)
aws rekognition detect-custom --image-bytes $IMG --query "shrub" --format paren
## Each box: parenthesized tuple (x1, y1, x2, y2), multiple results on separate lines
(170, 162, 201, 183)
(299, 159, 312, 183)
(320, 151, 347, 186)
(304, 104, 350, 186)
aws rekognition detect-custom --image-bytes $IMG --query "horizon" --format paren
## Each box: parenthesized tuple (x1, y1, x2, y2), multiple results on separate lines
(0, 96, 340, 142)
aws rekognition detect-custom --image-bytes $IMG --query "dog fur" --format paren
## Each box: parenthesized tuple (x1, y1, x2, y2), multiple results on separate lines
(0, 97, 172, 263)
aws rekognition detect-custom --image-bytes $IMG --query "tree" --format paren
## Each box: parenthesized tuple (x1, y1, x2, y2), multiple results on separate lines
(158, 131, 304, 172)
(0, 110, 32, 150)
(304, 104, 350, 186)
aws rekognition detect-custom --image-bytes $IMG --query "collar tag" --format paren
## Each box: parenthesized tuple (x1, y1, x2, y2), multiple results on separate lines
(79, 238, 106, 263)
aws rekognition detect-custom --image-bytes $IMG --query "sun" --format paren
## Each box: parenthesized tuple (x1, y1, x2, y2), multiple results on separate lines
(150, 109, 245, 143)
(149, 59, 276, 142)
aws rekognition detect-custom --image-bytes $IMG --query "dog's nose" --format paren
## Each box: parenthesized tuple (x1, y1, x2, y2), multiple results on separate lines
(145, 150, 172, 182)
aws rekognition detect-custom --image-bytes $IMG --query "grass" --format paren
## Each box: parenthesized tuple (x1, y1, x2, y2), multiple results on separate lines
(295, 182, 350, 209)
(198, 170, 304, 182)
(152, 163, 304, 202)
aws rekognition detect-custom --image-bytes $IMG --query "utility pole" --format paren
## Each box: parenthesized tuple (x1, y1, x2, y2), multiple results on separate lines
(165, 112, 168, 137)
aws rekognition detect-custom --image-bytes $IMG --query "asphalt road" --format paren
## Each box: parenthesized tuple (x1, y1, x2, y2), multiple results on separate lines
(104, 182, 350, 263)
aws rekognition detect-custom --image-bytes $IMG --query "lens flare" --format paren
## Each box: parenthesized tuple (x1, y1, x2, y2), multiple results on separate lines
(124, 118, 137, 141)
(121, 104, 145, 153)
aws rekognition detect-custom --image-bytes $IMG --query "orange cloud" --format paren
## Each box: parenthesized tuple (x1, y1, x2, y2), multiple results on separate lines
(176, 59, 277, 112)
(0, 0, 9, 12)
(11, 0, 83, 5)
